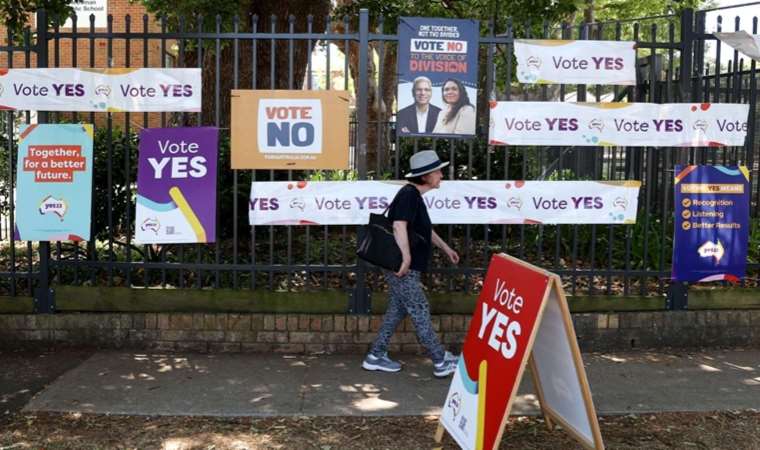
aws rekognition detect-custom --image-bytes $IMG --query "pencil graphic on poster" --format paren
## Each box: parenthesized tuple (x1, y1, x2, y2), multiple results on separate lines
(169, 186, 206, 242)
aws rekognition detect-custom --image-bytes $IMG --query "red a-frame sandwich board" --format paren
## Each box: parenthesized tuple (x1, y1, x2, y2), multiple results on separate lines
(436, 253, 604, 450)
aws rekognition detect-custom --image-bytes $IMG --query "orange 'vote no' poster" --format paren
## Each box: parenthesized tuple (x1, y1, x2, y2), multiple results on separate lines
(231, 90, 350, 170)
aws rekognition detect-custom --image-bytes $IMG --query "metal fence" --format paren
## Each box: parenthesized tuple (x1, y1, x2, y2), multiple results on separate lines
(0, 4, 758, 313)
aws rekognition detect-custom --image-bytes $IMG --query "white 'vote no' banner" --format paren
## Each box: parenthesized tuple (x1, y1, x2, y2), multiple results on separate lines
(514, 39, 636, 85)
(249, 180, 641, 225)
(489, 102, 749, 147)
(0, 68, 201, 112)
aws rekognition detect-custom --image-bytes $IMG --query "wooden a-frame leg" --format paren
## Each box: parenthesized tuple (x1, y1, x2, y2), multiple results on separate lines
(435, 422, 445, 442)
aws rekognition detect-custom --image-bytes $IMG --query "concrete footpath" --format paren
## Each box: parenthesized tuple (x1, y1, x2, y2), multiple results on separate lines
(21, 349, 760, 417)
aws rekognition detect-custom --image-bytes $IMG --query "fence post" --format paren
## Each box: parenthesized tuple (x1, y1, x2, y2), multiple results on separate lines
(350, 9, 371, 314)
(693, 9, 706, 104)
(666, 282, 688, 310)
(356, 9, 369, 180)
(666, 8, 695, 311)
(32, 8, 55, 314)
(678, 8, 695, 104)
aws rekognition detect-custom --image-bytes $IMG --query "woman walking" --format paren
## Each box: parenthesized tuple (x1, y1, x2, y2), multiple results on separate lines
(362, 150, 460, 378)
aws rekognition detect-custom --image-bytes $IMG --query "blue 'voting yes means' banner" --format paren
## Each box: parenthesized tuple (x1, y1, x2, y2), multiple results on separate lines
(672, 165, 750, 282)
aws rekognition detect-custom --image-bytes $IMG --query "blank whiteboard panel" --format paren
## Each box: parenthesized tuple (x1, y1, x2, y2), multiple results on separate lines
(531, 287, 594, 444)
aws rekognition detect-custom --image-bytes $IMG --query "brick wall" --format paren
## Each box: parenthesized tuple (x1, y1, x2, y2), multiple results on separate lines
(0, 0, 170, 129)
(0, 1, 164, 69)
(2, 310, 760, 353)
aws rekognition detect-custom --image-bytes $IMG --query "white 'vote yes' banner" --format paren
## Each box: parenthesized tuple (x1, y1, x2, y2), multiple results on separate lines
(249, 180, 641, 225)
(0, 68, 201, 112)
(514, 39, 636, 85)
(489, 102, 749, 147)
(714, 32, 760, 61)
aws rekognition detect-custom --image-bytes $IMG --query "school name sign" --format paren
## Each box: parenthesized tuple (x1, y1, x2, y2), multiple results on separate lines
(0, 68, 201, 112)
(248, 180, 640, 225)
(489, 102, 749, 147)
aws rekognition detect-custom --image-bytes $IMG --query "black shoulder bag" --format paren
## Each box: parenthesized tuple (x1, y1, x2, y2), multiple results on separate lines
(356, 187, 424, 272)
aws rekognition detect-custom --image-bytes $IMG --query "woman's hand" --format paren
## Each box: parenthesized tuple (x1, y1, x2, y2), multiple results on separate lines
(445, 247, 460, 265)
(431, 230, 459, 265)
(396, 256, 411, 277)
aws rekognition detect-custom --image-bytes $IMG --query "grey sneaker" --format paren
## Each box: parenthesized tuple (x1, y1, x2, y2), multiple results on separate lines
(433, 358, 457, 378)
(362, 353, 402, 373)
(443, 351, 459, 363)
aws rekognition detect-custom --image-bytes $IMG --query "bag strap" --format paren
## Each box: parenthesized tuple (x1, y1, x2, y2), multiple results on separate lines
(386, 183, 420, 218)
(383, 184, 406, 217)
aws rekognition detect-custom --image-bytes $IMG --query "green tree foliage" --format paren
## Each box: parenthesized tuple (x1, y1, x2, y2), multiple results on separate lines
(336, 0, 581, 34)
(0, 0, 75, 41)
(590, 0, 707, 24)
(139, 0, 242, 36)
(91, 126, 138, 242)
(582, 0, 712, 46)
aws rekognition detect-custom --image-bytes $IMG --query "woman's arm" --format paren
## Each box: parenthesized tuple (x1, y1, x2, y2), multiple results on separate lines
(431, 229, 450, 251)
(432, 229, 460, 264)
(453, 105, 476, 134)
(393, 220, 412, 276)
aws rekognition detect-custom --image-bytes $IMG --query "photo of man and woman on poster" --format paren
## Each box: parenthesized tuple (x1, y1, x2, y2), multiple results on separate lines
(396, 17, 479, 138)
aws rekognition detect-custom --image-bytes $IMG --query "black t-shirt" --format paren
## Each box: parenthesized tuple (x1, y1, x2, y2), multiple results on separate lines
(387, 184, 432, 272)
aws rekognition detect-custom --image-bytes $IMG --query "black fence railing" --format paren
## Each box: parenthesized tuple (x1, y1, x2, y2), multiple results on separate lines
(0, 5, 758, 313)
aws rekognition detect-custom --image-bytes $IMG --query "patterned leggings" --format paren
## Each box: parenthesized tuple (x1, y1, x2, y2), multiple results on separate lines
(369, 270, 445, 363)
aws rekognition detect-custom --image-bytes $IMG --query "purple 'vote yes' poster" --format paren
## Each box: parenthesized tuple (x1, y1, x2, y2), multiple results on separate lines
(136, 127, 218, 244)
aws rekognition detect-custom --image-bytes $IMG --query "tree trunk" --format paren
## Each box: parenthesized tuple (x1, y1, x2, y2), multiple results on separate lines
(332, 2, 394, 177)
(180, 0, 331, 128)
(584, 0, 594, 25)
(378, 44, 398, 174)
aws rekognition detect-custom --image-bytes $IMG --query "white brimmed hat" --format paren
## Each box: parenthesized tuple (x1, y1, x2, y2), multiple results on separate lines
(404, 150, 450, 178)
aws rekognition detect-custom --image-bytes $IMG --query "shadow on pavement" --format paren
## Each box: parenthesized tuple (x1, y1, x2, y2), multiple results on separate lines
(0, 348, 94, 418)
